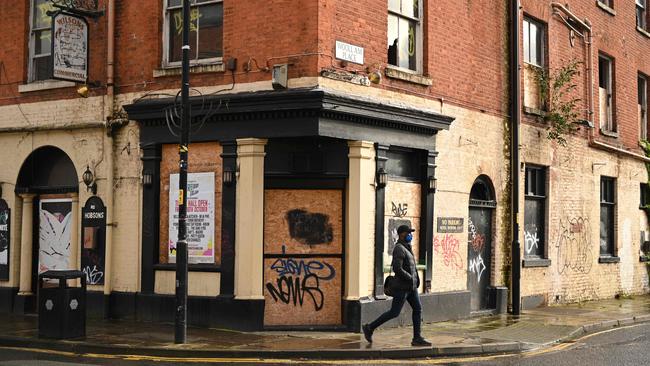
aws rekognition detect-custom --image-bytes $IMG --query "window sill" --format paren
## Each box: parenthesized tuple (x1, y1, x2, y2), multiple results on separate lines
(154, 263, 221, 272)
(522, 258, 551, 268)
(154, 63, 225, 78)
(384, 66, 432, 86)
(596, 2, 616, 16)
(523, 106, 547, 117)
(637, 26, 650, 39)
(600, 129, 619, 138)
(18, 80, 76, 93)
(598, 255, 620, 263)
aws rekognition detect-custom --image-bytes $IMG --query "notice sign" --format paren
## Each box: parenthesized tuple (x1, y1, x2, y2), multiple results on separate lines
(335, 40, 364, 64)
(0, 199, 9, 280)
(169, 172, 215, 264)
(52, 13, 88, 83)
(437, 217, 465, 233)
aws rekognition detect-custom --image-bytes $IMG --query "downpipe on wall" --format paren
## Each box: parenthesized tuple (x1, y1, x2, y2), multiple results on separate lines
(510, 0, 521, 316)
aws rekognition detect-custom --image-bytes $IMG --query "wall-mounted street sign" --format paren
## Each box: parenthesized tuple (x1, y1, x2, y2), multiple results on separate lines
(335, 40, 364, 65)
(52, 12, 88, 83)
(0, 199, 10, 280)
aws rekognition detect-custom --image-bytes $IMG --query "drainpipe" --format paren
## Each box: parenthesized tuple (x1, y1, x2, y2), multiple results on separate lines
(509, 0, 521, 316)
(102, 0, 116, 317)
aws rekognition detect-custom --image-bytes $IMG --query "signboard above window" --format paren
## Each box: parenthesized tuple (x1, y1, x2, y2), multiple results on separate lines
(51, 12, 88, 83)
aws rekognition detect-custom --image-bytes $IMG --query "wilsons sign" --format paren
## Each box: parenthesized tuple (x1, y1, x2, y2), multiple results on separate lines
(52, 12, 88, 83)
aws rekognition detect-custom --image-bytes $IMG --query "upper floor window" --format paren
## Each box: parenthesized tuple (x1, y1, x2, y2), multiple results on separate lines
(164, 0, 223, 67)
(387, 0, 421, 72)
(638, 0, 647, 30)
(640, 73, 648, 140)
(523, 17, 545, 68)
(599, 0, 614, 9)
(29, 0, 55, 82)
(599, 54, 615, 132)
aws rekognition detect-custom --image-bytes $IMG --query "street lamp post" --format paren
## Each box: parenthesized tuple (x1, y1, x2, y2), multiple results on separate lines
(175, 0, 191, 344)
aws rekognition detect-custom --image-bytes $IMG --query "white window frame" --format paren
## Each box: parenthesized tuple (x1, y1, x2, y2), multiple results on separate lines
(599, 54, 615, 132)
(640, 74, 648, 140)
(523, 16, 545, 68)
(638, 0, 647, 30)
(162, 0, 223, 68)
(28, 0, 54, 82)
(387, 0, 423, 74)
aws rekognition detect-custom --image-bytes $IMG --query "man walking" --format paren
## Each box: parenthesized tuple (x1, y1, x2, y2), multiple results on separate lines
(362, 224, 431, 346)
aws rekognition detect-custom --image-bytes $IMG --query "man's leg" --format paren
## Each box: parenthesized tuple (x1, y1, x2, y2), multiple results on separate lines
(363, 291, 407, 342)
(407, 290, 430, 345)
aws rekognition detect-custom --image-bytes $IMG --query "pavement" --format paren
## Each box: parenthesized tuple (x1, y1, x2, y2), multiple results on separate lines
(1, 295, 650, 360)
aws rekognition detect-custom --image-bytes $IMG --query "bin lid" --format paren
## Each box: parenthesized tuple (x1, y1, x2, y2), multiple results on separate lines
(39, 270, 85, 280)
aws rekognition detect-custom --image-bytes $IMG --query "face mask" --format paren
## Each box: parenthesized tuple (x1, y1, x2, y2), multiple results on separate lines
(405, 233, 413, 243)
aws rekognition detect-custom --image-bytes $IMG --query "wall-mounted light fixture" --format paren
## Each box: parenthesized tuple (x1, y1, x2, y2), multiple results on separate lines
(376, 168, 388, 189)
(142, 170, 153, 187)
(223, 166, 235, 186)
(428, 176, 437, 193)
(77, 85, 90, 98)
(82, 165, 97, 195)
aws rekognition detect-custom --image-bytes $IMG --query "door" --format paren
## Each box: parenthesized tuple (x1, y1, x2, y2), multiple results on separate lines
(263, 188, 344, 327)
(38, 199, 73, 274)
(467, 206, 492, 311)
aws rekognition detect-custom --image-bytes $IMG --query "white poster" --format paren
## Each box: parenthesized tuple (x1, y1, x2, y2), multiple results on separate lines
(39, 199, 73, 274)
(168, 172, 215, 264)
(52, 13, 88, 83)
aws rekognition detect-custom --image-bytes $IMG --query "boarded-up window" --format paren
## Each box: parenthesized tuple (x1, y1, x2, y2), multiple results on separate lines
(384, 181, 421, 269)
(524, 166, 546, 258)
(159, 142, 222, 265)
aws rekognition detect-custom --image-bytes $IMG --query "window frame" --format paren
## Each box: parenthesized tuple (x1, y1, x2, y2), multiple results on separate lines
(387, 0, 423, 74)
(523, 165, 547, 260)
(599, 176, 616, 257)
(162, 0, 224, 69)
(599, 53, 616, 133)
(598, 0, 614, 9)
(638, 0, 647, 30)
(28, 0, 54, 83)
(523, 16, 545, 69)
(640, 73, 648, 141)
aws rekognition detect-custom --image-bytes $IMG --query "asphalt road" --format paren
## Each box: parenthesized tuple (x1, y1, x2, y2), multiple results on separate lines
(0, 323, 649, 366)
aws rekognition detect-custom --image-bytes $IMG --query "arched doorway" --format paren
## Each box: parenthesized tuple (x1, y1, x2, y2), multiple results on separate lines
(15, 146, 78, 301)
(467, 176, 496, 312)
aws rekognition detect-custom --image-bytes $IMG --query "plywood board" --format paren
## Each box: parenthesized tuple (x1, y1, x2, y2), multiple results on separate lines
(264, 257, 342, 326)
(264, 189, 343, 255)
(159, 142, 222, 265)
(384, 181, 422, 262)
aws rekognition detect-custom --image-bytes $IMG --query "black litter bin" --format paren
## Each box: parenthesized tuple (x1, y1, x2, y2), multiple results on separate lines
(38, 270, 86, 339)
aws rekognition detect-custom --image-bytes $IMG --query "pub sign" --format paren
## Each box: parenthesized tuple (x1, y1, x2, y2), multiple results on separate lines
(52, 12, 88, 83)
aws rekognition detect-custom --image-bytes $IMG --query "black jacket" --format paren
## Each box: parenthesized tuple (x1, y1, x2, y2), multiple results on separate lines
(391, 241, 420, 291)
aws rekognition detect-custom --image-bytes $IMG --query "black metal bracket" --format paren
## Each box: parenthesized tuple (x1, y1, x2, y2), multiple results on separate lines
(48, 0, 104, 19)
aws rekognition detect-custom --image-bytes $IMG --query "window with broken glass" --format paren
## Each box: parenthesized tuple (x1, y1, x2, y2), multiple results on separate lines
(29, 0, 55, 82)
(164, 0, 223, 66)
(387, 0, 421, 72)
(524, 166, 546, 258)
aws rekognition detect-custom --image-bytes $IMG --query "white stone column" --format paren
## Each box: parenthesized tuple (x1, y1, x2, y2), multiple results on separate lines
(346, 141, 376, 300)
(70, 193, 80, 270)
(234, 138, 267, 300)
(18, 194, 36, 295)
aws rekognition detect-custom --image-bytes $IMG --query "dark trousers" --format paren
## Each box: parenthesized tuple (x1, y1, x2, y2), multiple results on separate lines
(368, 289, 422, 338)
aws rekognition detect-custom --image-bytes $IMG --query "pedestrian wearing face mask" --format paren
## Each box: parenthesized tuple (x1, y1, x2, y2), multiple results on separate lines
(362, 225, 431, 346)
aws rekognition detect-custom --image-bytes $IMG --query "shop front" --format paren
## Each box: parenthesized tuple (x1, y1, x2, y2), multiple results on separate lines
(125, 88, 454, 330)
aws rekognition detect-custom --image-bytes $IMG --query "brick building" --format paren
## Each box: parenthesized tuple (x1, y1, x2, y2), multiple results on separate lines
(0, 0, 648, 331)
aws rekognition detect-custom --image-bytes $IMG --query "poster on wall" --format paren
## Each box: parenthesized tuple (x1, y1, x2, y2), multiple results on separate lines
(52, 12, 88, 83)
(0, 199, 10, 280)
(81, 196, 106, 285)
(39, 199, 73, 274)
(168, 172, 215, 264)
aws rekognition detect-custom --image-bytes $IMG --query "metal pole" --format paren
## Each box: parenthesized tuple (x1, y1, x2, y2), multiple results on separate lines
(510, 0, 521, 316)
(175, 0, 190, 344)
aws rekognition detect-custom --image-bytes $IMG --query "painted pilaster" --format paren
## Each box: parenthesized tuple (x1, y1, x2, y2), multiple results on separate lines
(234, 138, 267, 300)
(346, 141, 376, 300)
(70, 193, 79, 271)
(18, 194, 35, 295)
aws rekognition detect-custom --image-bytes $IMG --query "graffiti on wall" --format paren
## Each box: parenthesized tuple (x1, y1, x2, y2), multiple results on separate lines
(524, 230, 540, 254)
(265, 253, 336, 311)
(468, 253, 487, 282)
(286, 209, 333, 245)
(556, 217, 593, 274)
(468, 217, 486, 253)
(434, 234, 463, 270)
(391, 202, 408, 218)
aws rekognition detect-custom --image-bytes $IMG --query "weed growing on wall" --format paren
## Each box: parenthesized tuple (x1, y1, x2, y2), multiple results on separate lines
(535, 60, 582, 146)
